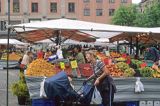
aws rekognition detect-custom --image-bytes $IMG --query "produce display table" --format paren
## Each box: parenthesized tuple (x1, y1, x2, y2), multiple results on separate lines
(0, 60, 19, 69)
(73, 77, 160, 102)
(113, 77, 160, 102)
(25, 76, 160, 102)
(25, 76, 43, 99)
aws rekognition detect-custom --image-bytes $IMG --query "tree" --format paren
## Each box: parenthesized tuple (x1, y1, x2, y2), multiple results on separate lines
(112, 1, 160, 27)
(134, 1, 160, 27)
(112, 4, 138, 26)
(145, 1, 160, 27)
(133, 12, 148, 27)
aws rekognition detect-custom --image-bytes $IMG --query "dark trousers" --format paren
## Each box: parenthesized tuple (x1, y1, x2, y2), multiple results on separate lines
(97, 79, 114, 106)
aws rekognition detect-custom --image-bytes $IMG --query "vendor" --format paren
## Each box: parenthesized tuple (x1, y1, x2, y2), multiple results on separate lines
(44, 49, 51, 60)
(144, 47, 160, 65)
(73, 46, 86, 77)
(74, 46, 86, 64)
(56, 45, 64, 59)
(85, 50, 116, 106)
(20, 51, 30, 72)
(37, 49, 44, 59)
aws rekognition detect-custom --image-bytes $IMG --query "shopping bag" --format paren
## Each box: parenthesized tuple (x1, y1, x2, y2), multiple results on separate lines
(40, 77, 47, 98)
(135, 77, 144, 93)
(91, 87, 102, 104)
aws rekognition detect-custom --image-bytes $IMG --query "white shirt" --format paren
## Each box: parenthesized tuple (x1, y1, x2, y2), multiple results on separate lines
(21, 54, 29, 65)
(56, 49, 63, 59)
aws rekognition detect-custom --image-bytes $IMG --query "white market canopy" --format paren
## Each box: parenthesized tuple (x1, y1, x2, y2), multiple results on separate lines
(35, 39, 54, 43)
(35, 39, 90, 45)
(13, 19, 160, 33)
(0, 39, 28, 45)
(12, 19, 160, 43)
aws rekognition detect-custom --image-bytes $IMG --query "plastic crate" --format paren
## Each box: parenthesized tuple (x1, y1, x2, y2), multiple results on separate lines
(145, 60, 154, 67)
(78, 64, 93, 77)
(32, 99, 55, 106)
(126, 101, 138, 106)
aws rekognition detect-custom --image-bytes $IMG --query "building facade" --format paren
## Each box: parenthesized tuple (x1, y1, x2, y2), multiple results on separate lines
(0, 0, 132, 31)
(140, 0, 160, 12)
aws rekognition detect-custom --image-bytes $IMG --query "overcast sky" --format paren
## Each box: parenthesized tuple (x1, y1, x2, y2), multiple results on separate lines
(132, 0, 141, 4)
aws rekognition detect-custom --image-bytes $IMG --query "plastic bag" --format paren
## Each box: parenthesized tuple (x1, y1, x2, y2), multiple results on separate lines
(91, 87, 102, 104)
(40, 77, 47, 98)
(135, 77, 144, 93)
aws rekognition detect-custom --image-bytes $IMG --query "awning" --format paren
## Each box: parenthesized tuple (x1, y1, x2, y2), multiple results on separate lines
(17, 29, 96, 43)
(0, 39, 28, 45)
(109, 33, 160, 44)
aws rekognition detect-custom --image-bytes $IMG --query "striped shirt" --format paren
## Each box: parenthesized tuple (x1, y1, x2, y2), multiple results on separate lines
(92, 60, 105, 77)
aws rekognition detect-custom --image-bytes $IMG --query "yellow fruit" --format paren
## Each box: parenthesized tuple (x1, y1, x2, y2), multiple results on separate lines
(1, 52, 21, 61)
(26, 59, 56, 77)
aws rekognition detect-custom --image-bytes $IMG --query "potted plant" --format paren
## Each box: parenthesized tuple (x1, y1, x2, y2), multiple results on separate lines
(11, 72, 29, 105)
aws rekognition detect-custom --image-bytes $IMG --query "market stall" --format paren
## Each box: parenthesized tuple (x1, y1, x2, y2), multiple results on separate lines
(11, 19, 160, 105)
(0, 39, 28, 69)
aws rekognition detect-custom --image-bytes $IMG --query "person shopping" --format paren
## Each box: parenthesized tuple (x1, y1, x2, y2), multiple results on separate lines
(84, 51, 116, 106)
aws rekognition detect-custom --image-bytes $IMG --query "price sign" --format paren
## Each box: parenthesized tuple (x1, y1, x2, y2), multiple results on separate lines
(60, 62, 65, 69)
(70, 60, 78, 69)
(105, 51, 110, 56)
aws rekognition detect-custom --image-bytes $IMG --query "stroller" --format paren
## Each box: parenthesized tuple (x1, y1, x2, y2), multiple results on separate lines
(44, 71, 94, 106)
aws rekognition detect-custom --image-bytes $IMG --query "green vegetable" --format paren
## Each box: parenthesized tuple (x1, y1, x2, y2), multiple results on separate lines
(124, 68, 135, 77)
(116, 62, 129, 72)
(139, 67, 154, 77)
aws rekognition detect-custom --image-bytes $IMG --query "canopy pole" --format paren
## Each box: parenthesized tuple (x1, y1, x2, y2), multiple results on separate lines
(7, 0, 11, 106)
(130, 37, 132, 55)
(59, 30, 61, 45)
(135, 36, 139, 59)
(117, 41, 119, 53)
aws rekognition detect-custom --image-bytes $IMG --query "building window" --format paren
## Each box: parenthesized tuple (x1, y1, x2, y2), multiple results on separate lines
(31, 2, 38, 13)
(13, 0, 20, 13)
(96, 0, 103, 3)
(84, 0, 90, 3)
(109, 0, 115, 3)
(50, 2, 57, 13)
(109, 9, 115, 16)
(96, 9, 103, 16)
(84, 9, 90, 16)
(10, 20, 21, 25)
(68, 3, 75, 13)
(121, 0, 127, 3)
(29, 19, 41, 23)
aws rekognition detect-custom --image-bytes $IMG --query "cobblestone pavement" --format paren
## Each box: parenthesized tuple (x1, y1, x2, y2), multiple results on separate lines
(0, 69, 19, 106)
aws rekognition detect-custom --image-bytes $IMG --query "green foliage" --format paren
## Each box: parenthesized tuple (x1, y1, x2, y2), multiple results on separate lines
(133, 12, 148, 27)
(112, 4, 138, 26)
(144, 1, 160, 27)
(11, 80, 29, 97)
(11, 72, 29, 97)
(112, 1, 160, 27)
